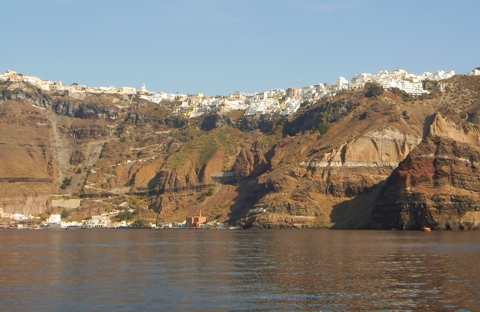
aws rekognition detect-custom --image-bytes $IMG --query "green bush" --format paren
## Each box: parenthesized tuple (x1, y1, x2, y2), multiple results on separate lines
(131, 218, 148, 227)
(317, 122, 330, 135)
(61, 209, 70, 219)
(117, 210, 133, 221)
(206, 187, 214, 196)
(60, 177, 72, 189)
(198, 187, 214, 202)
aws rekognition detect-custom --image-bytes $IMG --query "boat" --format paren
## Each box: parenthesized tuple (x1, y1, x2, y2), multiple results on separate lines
(421, 226, 431, 232)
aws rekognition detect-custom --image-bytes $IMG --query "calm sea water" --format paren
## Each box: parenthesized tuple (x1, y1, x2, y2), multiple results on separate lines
(0, 229, 479, 311)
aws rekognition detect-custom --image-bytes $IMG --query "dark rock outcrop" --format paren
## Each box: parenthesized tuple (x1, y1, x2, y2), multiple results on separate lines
(54, 101, 119, 119)
(373, 136, 480, 230)
(1, 88, 53, 108)
(70, 150, 86, 165)
(237, 115, 280, 133)
(201, 113, 233, 131)
(69, 125, 110, 139)
(283, 98, 355, 136)
(365, 83, 384, 97)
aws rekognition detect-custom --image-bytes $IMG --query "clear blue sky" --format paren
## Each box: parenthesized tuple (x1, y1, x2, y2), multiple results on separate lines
(1, 0, 479, 95)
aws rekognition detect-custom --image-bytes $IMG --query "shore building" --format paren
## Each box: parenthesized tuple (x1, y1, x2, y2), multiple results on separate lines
(186, 210, 207, 228)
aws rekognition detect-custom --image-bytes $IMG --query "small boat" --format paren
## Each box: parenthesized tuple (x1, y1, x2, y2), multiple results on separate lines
(421, 226, 431, 232)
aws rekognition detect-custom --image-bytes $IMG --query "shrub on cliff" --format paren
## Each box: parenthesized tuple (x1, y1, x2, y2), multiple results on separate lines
(117, 210, 133, 221)
(317, 122, 330, 135)
(131, 218, 148, 227)
(198, 187, 214, 202)
(60, 177, 72, 189)
(390, 87, 414, 102)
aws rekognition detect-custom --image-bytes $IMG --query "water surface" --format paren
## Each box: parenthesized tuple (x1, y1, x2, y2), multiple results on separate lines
(1, 229, 479, 311)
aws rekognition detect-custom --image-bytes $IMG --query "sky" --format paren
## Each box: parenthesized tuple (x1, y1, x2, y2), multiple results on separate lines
(0, 0, 479, 96)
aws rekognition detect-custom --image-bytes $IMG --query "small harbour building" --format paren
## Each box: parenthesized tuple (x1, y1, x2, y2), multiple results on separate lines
(186, 210, 207, 228)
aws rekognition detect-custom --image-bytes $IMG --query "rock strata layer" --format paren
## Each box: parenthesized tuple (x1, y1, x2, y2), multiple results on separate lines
(374, 133, 480, 230)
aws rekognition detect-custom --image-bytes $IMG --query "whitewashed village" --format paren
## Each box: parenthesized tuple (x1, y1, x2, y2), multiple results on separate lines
(1, 67, 480, 229)
(2, 67, 479, 119)
(0, 205, 230, 230)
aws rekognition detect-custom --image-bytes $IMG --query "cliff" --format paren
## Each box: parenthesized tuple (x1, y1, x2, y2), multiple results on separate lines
(373, 113, 480, 230)
(1, 75, 480, 229)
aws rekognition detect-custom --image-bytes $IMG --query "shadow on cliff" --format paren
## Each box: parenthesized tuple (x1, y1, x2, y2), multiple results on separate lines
(227, 178, 267, 224)
(329, 181, 385, 229)
(422, 113, 437, 139)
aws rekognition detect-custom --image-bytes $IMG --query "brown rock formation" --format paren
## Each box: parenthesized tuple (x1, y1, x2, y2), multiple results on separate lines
(427, 112, 480, 145)
(0, 194, 50, 215)
(374, 134, 480, 230)
(2, 74, 480, 228)
(233, 147, 269, 179)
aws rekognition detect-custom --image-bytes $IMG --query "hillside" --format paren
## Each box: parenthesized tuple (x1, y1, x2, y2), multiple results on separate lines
(1, 75, 480, 229)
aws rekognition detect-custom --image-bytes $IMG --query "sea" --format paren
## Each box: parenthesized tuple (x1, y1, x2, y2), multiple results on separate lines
(0, 229, 479, 311)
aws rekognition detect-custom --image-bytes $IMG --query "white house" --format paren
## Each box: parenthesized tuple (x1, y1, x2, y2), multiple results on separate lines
(468, 68, 480, 76)
(47, 214, 61, 224)
(332, 76, 350, 92)
(22, 75, 41, 84)
(85, 215, 111, 228)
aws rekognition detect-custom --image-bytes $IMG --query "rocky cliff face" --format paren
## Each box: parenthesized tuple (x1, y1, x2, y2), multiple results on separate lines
(54, 100, 120, 119)
(239, 77, 480, 229)
(373, 112, 480, 230)
(427, 112, 480, 145)
(373, 135, 480, 230)
(233, 144, 271, 179)
(302, 128, 420, 168)
(2, 76, 480, 228)
(1, 86, 120, 120)
(0, 194, 50, 215)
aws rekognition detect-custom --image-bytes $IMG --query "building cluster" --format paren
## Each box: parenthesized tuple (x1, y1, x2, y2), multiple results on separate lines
(0, 70, 137, 95)
(142, 68, 457, 118)
(0, 208, 35, 220)
(0, 206, 140, 229)
(0, 206, 230, 229)
(0, 208, 37, 229)
(2, 67, 477, 120)
(346, 69, 455, 95)
(44, 209, 141, 229)
(37, 209, 141, 229)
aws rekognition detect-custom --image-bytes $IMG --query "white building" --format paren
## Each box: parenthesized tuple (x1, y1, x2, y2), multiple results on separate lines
(468, 68, 480, 76)
(22, 76, 41, 84)
(85, 215, 111, 228)
(119, 86, 137, 94)
(11, 213, 27, 221)
(332, 76, 350, 92)
(46, 214, 61, 227)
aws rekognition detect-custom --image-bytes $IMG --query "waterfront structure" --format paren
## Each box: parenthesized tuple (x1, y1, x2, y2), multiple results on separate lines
(186, 210, 207, 228)
(85, 215, 111, 228)
(46, 214, 61, 228)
